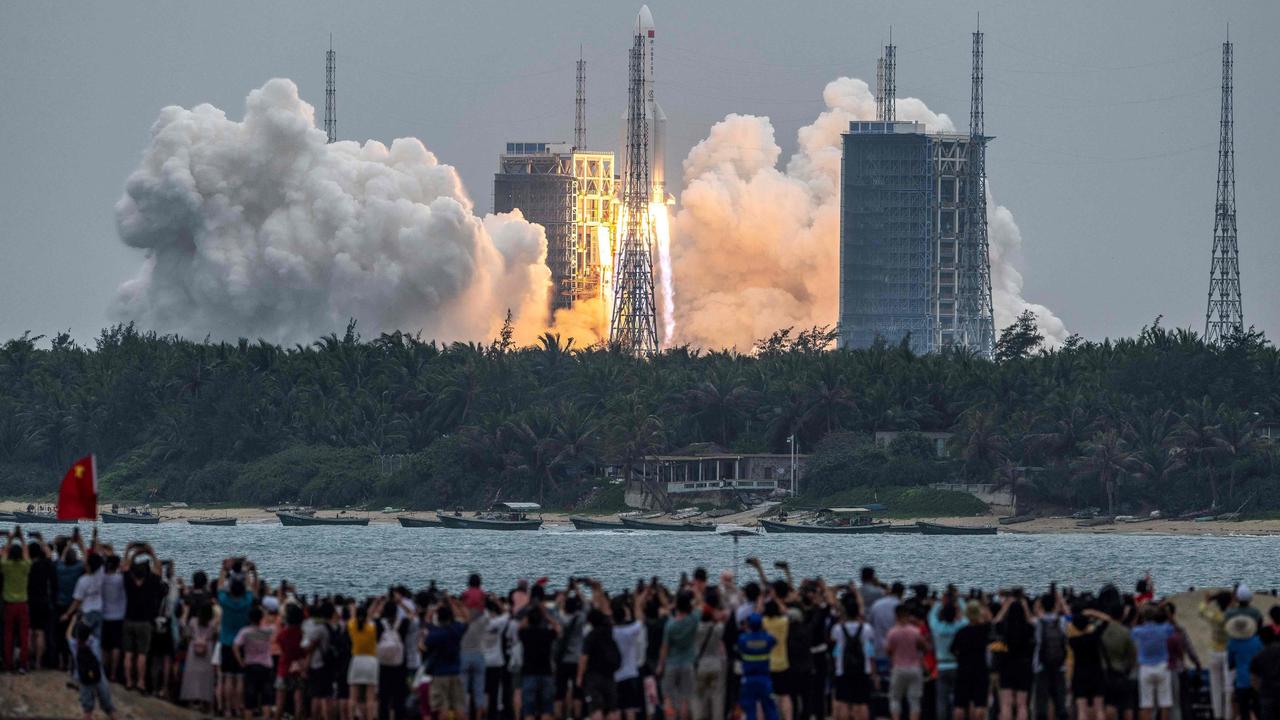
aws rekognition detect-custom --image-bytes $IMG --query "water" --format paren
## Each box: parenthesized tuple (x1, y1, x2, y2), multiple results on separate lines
(35, 521, 1280, 596)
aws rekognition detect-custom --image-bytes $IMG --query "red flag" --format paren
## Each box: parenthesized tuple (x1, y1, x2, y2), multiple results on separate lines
(57, 454, 98, 520)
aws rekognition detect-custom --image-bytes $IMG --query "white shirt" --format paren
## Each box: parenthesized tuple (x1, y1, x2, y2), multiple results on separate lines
(73, 569, 105, 615)
(101, 572, 127, 621)
(613, 620, 644, 682)
(868, 595, 900, 656)
(830, 621, 875, 677)
(484, 614, 510, 668)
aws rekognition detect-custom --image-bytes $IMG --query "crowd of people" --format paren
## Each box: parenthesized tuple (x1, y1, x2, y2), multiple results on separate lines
(0, 524, 1278, 720)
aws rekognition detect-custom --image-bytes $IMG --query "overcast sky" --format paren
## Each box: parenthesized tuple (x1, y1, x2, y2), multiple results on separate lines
(1, 0, 1275, 346)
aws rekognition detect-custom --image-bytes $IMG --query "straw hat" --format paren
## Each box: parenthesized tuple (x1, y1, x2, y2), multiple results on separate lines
(1225, 614, 1257, 640)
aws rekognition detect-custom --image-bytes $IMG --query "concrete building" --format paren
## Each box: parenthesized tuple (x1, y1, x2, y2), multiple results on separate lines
(625, 450, 806, 510)
(838, 120, 987, 354)
(493, 143, 617, 314)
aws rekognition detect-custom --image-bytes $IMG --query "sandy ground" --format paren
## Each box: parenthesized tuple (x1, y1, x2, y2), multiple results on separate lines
(0, 670, 209, 720)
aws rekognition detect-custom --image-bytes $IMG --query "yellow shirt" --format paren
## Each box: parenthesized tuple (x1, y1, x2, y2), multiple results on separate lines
(762, 615, 789, 672)
(1197, 601, 1227, 653)
(348, 618, 377, 657)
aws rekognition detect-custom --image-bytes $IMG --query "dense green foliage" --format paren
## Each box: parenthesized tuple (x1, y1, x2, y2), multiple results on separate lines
(0, 315, 1277, 513)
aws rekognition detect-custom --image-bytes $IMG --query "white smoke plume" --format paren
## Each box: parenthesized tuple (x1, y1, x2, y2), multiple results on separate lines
(672, 77, 1067, 351)
(112, 79, 551, 345)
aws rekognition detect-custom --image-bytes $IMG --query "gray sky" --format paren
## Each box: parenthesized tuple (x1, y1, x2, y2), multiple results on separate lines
(1, 0, 1275, 345)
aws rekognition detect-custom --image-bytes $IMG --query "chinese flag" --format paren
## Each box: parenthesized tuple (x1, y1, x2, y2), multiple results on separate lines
(57, 455, 98, 520)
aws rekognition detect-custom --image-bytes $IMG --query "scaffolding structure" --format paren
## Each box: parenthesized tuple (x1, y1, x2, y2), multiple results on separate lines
(956, 23, 996, 357)
(493, 143, 579, 311)
(324, 36, 336, 144)
(1204, 37, 1241, 344)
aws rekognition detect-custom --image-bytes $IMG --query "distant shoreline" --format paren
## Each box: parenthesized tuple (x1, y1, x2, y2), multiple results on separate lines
(4, 500, 1278, 536)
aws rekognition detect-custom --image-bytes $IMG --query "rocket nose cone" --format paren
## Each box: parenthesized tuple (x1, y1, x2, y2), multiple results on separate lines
(637, 5, 654, 34)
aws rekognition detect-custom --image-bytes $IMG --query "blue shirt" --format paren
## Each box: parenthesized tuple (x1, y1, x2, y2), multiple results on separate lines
(217, 590, 255, 646)
(1131, 622, 1174, 666)
(928, 605, 968, 671)
(1227, 636, 1263, 690)
(737, 630, 776, 677)
(425, 621, 467, 676)
(55, 560, 84, 607)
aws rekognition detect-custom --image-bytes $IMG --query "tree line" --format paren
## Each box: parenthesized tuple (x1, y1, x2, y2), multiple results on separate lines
(0, 312, 1276, 514)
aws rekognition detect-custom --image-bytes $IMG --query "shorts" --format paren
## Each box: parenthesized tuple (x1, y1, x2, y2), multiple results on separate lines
(347, 655, 379, 686)
(1071, 670, 1105, 700)
(769, 670, 793, 696)
(998, 662, 1033, 692)
(122, 621, 153, 656)
(276, 673, 306, 693)
(584, 673, 619, 713)
(1104, 671, 1131, 711)
(431, 675, 466, 713)
(663, 666, 696, 704)
(101, 620, 124, 651)
(555, 662, 582, 701)
(243, 664, 273, 711)
(308, 666, 335, 699)
(150, 622, 173, 657)
(954, 672, 989, 709)
(834, 672, 872, 704)
(29, 600, 52, 630)
(220, 643, 242, 674)
(1138, 665, 1173, 709)
(889, 667, 924, 705)
(617, 676, 644, 710)
(522, 674, 555, 718)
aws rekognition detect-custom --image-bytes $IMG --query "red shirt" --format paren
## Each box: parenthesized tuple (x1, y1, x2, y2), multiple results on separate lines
(276, 625, 304, 678)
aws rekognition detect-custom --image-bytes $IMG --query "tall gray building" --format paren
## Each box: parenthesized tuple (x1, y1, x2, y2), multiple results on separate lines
(494, 142, 578, 312)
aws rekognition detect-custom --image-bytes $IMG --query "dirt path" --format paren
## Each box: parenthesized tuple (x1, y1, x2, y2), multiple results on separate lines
(0, 671, 209, 719)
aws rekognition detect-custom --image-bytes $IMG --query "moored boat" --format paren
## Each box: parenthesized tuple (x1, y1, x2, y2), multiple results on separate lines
(101, 511, 160, 524)
(998, 513, 1037, 525)
(398, 516, 443, 528)
(760, 518, 891, 534)
(188, 517, 237, 526)
(760, 507, 907, 534)
(0, 512, 16, 522)
(439, 502, 543, 531)
(916, 521, 998, 536)
(12, 511, 78, 524)
(619, 516, 715, 532)
(277, 512, 369, 526)
(569, 515, 626, 530)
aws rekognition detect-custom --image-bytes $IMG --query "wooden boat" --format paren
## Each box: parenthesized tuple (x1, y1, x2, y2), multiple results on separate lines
(716, 524, 764, 537)
(569, 515, 626, 530)
(277, 512, 369, 526)
(188, 517, 237, 526)
(101, 511, 160, 524)
(439, 502, 543, 531)
(620, 516, 715, 532)
(998, 513, 1037, 525)
(398, 516, 443, 528)
(12, 511, 78, 524)
(760, 507, 905, 534)
(0, 512, 17, 522)
(916, 521, 998, 536)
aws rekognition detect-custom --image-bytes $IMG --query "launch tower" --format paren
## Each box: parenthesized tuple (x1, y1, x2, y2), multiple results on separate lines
(1204, 35, 1241, 344)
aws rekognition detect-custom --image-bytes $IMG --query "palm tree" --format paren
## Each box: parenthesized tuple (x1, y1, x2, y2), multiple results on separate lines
(1214, 408, 1259, 505)
(1176, 397, 1224, 508)
(954, 409, 1008, 480)
(1070, 430, 1137, 515)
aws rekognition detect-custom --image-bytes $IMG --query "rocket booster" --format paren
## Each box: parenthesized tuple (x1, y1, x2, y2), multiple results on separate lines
(624, 4, 668, 204)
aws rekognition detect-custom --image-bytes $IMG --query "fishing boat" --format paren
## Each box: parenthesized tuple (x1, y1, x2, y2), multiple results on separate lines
(759, 507, 900, 534)
(569, 515, 626, 530)
(619, 516, 715, 532)
(916, 521, 998, 536)
(188, 517, 237, 526)
(277, 512, 369, 526)
(0, 512, 16, 522)
(12, 511, 78, 524)
(438, 502, 543, 531)
(397, 516, 443, 528)
(1075, 516, 1115, 528)
(998, 513, 1037, 525)
(101, 509, 160, 524)
(715, 524, 764, 537)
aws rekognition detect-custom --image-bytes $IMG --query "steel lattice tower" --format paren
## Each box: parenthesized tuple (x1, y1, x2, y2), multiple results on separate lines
(957, 21, 995, 357)
(574, 49, 586, 150)
(1204, 37, 1241, 343)
(875, 56, 885, 121)
(610, 35, 659, 356)
(882, 38, 896, 122)
(324, 36, 337, 144)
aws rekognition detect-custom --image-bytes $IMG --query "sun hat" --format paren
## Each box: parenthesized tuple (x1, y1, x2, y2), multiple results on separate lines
(261, 595, 280, 613)
(1225, 614, 1257, 640)
(1236, 583, 1253, 603)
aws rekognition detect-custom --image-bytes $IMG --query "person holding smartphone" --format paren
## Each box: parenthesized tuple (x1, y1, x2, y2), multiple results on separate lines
(2, 525, 34, 672)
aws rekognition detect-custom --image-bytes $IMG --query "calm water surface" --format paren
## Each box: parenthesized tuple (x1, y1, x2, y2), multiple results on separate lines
(29, 521, 1279, 595)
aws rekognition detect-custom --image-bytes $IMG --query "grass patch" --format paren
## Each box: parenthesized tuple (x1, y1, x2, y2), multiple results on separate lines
(790, 486, 989, 519)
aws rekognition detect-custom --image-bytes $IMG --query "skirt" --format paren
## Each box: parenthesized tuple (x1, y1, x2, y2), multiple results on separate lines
(347, 655, 380, 686)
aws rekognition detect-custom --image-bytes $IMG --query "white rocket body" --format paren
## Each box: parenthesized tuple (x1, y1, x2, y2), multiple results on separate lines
(622, 5, 667, 205)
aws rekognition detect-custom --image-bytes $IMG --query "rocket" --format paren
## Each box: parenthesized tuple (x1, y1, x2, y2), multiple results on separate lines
(623, 4, 669, 205)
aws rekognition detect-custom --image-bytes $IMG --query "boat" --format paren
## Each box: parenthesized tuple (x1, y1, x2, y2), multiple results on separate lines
(916, 521, 998, 536)
(619, 516, 715, 532)
(716, 524, 764, 537)
(0, 512, 16, 522)
(569, 515, 626, 530)
(1075, 516, 1115, 528)
(398, 516, 443, 528)
(438, 502, 544, 531)
(998, 513, 1037, 525)
(188, 517, 237, 526)
(759, 507, 902, 534)
(276, 512, 369, 526)
(12, 511, 78, 524)
(101, 510, 160, 524)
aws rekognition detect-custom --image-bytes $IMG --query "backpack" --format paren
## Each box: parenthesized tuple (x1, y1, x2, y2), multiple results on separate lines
(1038, 617, 1067, 669)
(377, 620, 405, 666)
(595, 629, 623, 675)
(77, 641, 102, 686)
(322, 624, 346, 670)
(840, 623, 868, 677)
(554, 613, 582, 664)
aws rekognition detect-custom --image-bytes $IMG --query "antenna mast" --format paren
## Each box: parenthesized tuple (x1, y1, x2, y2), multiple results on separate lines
(875, 55, 885, 121)
(610, 34, 659, 356)
(883, 31, 896, 122)
(958, 18, 995, 357)
(574, 48, 587, 150)
(1205, 34, 1241, 343)
(324, 35, 337, 144)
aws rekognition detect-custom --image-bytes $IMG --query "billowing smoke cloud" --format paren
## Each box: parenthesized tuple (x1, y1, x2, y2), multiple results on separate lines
(672, 77, 1067, 350)
(112, 79, 551, 345)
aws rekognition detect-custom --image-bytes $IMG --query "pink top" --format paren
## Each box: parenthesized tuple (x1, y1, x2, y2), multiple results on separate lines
(884, 624, 924, 669)
(233, 625, 276, 668)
